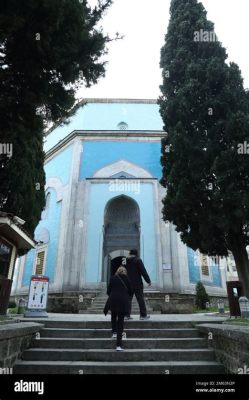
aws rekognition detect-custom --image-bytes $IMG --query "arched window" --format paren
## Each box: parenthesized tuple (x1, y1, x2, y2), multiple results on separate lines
(117, 121, 128, 130)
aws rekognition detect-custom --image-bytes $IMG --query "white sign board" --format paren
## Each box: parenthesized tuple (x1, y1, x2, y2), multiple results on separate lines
(163, 263, 172, 270)
(27, 276, 49, 310)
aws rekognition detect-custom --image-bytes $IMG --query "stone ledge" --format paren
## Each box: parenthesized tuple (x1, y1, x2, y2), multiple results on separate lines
(197, 323, 249, 344)
(196, 323, 249, 373)
(0, 322, 44, 340)
(0, 322, 44, 368)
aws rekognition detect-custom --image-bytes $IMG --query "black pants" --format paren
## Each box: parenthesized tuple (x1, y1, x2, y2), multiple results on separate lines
(111, 312, 125, 347)
(128, 288, 147, 317)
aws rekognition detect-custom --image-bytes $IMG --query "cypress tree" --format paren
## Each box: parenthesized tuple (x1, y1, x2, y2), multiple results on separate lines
(159, 0, 249, 295)
(195, 281, 210, 310)
(0, 0, 112, 234)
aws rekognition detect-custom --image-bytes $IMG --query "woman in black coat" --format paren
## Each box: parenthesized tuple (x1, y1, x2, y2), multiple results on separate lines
(104, 266, 132, 351)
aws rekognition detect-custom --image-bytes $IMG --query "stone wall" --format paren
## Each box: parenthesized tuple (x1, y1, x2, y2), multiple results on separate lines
(197, 323, 249, 374)
(145, 292, 195, 314)
(208, 296, 229, 308)
(10, 291, 100, 314)
(0, 322, 43, 368)
(10, 291, 228, 314)
(12, 291, 195, 313)
(47, 291, 100, 313)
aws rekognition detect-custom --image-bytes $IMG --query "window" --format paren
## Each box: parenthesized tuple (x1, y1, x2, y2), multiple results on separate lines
(111, 171, 135, 179)
(210, 255, 220, 265)
(35, 250, 45, 275)
(201, 254, 209, 276)
(117, 121, 128, 130)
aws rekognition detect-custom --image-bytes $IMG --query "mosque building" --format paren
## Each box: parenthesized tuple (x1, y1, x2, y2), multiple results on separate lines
(12, 99, 237, 310)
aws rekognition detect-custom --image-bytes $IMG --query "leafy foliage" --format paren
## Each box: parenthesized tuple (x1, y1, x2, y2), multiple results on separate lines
(195, 281, 210, 310)
(159, 0, 249, 295)
(0, 0, 112, 234)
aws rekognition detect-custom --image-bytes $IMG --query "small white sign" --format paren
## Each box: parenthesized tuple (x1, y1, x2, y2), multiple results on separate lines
(163, 263, 172, 270)
(27, 276, 49, 310)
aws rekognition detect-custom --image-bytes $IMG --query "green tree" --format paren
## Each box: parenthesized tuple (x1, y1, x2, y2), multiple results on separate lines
(195, 281, 209, 310)
(0, 0, 112, 234)
(159, 0, 249, 295)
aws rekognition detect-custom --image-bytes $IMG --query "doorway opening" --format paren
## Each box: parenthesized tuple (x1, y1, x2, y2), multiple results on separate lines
(102, 195, 140, 282)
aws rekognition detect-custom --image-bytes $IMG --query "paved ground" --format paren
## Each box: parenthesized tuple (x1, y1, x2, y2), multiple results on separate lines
(20, 313, 227, 322)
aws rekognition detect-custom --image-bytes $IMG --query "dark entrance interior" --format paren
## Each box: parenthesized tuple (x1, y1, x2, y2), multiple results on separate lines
(111, 256, 124, 277)
(226, 281, 244, 317)
(102, 195, 140, 282)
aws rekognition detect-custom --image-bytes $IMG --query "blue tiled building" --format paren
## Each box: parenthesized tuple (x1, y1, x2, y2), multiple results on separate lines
(13, 99, 228, 303)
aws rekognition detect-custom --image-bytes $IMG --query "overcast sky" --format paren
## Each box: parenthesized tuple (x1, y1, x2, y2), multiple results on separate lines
(78, 0, 249, 100)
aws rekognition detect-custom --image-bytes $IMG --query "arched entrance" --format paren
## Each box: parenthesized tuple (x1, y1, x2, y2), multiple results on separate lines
(102, 195, 140, 282)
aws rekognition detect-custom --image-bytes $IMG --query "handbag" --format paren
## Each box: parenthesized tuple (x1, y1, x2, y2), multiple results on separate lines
(103, 296, 110, 316)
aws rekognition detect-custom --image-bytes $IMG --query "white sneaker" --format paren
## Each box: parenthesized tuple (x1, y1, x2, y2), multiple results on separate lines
(112, 333, 117, 339)
(116, 346, 124, 351)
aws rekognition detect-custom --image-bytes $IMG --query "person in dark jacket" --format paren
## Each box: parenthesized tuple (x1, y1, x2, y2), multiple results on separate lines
(125, 249, 151, 320)
(105, 266, 132, 351)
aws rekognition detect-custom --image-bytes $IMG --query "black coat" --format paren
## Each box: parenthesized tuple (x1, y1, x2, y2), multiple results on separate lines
(126, 256, 151, 290)
(105, 274, 132, 314)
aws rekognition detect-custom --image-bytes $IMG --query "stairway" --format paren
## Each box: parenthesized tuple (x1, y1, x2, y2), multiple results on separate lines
(14, 319, 225, 374)
(79, 291, 157, 314)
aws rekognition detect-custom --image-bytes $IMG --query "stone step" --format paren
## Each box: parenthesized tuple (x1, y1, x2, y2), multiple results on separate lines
(89, 311, 153, 314)
(79, 303, 158, 309)
(40, 328, 201, 338)
(21, 348, 215, 362)
(90, 305, 144, 309)
(88, 306, 152, 312)
(14, 360, 225, 374)
(86, 306, 147, 311)
(14, 317, 226, 374)
(92, 300, 150, 306)
(79, 310, 160, 314)
(31, 337, 207, 349)
(24, 320, 201, 329)
(92, 298, 144, 303)
(87, 302, 152, 310)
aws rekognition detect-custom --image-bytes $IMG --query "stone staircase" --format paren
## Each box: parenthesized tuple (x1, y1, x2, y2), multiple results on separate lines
(14, 319, 225, 374)
(79, 290, 157, 314)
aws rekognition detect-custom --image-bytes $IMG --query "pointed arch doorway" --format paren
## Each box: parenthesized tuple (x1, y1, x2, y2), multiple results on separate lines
(102, 195, 140, 283)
